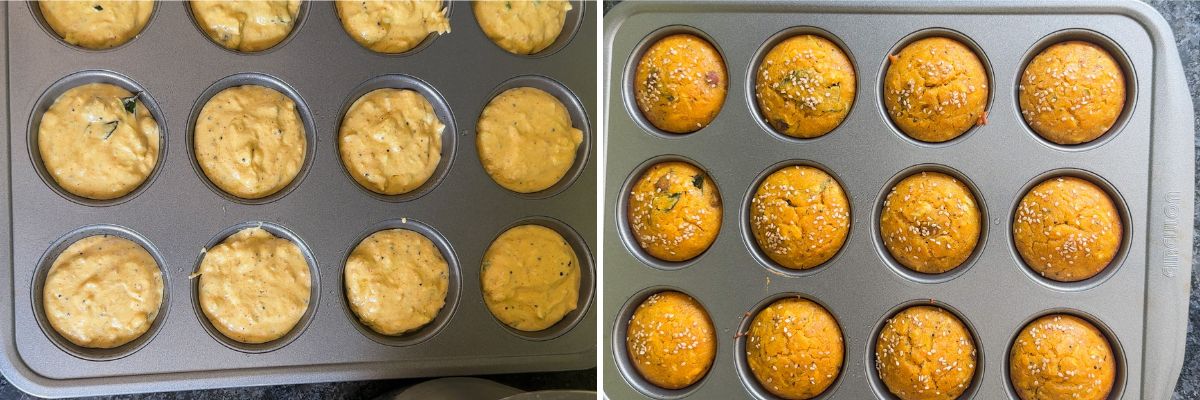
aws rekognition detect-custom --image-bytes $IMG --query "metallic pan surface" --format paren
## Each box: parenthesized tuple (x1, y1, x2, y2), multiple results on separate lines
(603, 1, 1193, 399)
(0, 1, 597, 397)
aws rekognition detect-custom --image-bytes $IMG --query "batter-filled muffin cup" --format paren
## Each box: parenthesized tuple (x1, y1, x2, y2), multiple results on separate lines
(883, 36, 989, 143)
(755, 34, 856, 138)
(38, 82, 160, 201)
(626, 161, 721, 262)
(477, 86, 583, 193)
(473, 0, 572, 55)
(633, 33, 727, 134)
(1009, 314, 1116, 400)
(879, 171, 981, 274)
(1019, 41, 1126, 145)
(190, 0, 301, 52)
(749, 165, 850, 270)
(875, 305, 977, 400)
(43, 235, 163, 349)
(38, 0, 154, 49)
(626, 291, 716, 390)
(194, 84, 306, 200)
(1013, 176, 1122, 282)
(335, 0, 450, 54)
(481, 224, 581, 332)
(745, 297, 843, 399)
(344, 229, 449, 336)
(196, 226, 311, 344)
(340, 88, 445, 196)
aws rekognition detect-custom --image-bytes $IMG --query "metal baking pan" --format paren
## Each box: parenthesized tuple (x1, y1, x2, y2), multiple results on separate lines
(602, 1, 1193, 398)
(0, 0, 596, 397)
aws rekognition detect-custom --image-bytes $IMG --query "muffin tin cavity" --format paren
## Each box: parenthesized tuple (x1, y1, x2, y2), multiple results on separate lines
(1002, 309, 1127, 400)
(621, 24, 728, 139)
(617, 154, 722, 271)
(27, 70, 168, 207)
(189, 221, 320, 354)
(473, 0, 585, 59)
(734, 293, 846, 400)
(1014, 29, 1138, 151)
(28, 0, 159, 52)
(612, 286, 714, 399)
(331, 0, 453, 57)
(865, 300, 984, 400)
(30, 224, 170, 361)
(1008, 169, 1131, 292)
(186, 72, 317, 205)
(184, 0, 309, 55)
(338, 218, 461, 347)
(336, 74, 457, 202)
(478, 74, 591, 199)
(745, 26, 858, 143)
(741, 159, 851, 278)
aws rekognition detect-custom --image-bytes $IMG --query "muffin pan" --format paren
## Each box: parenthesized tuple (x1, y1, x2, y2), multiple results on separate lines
(0, 0, 595, 397)
(603, 1, 1193, 399)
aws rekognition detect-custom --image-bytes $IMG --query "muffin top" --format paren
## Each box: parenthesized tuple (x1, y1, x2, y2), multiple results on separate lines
(750, 165, 850, 270)
(1019, 41, 1126, 145)
(626, 291, 716, 390)
(755, 34, 856, 138)
(1010, 314, 1116, 400)
(875, 305, 977, 400)
(634, 33, 727, 134)
(1014, 176, 1122, 282)
(879, 171, 981, 274)
(39, 0, 154, 49)
(627, 161, 721, 262)
(883, 37, 988, 142)
(746, 297, 843, 399)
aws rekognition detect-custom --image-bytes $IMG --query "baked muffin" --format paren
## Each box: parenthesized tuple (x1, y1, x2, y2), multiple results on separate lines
(746, 297, 843, 399)
(38, 82, 159, 200)
(39, 0, 154, 49)
(190, 0, 301, 52)
(755, 34, 856, 138)
(1010, 314, 1116, 400)
(43, 235, 163, 349)
(749, 166, 850, 270)
(883, 37, 988, 142)
(194, 85, 306, 199)
(880, 171, 981, 274)
(477, 87, 583, 193)
(336, 0, 450, 54)
(634, 33, 727, 133)
(1020, 41, 1126, 145)
(344, 229, 449, 336)
(1013, 177, 1122, 282)
(627, 161, 721, 262)
(875, 305, 977, 400)
(481, 225, 580, 331)
(473, 0, 572, 55)
(339, 88, 445, 195)
(626, 291, 716, 390)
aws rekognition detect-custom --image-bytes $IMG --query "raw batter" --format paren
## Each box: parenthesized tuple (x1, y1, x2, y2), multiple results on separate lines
(38, 82, 160, 200)
(194, 85, 306, 199)
(39, 0, 154, 49)
(477, 87, 583, 193)
(481, 224, 580, 331)
(339, 88, 444, 195)
(344, 229, 449, 336)
(43, 235, 163, 349)
(335, 0, 450, 54)
(473, 0, 572, 55)
(196, 227, 311, 344)
(190, 0, 301, 52)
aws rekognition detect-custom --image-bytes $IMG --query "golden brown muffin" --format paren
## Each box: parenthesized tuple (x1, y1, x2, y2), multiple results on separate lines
(1013, 177, 1122, 282)
(880, 172, 981, 274)
(626, 291, 716, 390)
(39, 0, 154, 49)
(633, 33, 727, 134)
(750, 166, 850, 270)
(627, 161, 721, 262)
(746, 297, 843, 399)
(755, 34, 856, 138)
(1009, 314, 1116, 400)
(1019, 41, 1126, 145)
(883, 37, 989, 142)
(875, 305, 977, 400)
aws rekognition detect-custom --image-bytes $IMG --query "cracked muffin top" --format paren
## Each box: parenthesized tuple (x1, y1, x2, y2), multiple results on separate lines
(1013, 176, 1122, 282)
(1009, 314, 1115, 400)
(879, 171, 981, 274)
(626, 291, 716, 390)
(883, 36, 988, 143)
(627, 161, 721, 262)
(755, 34, 856, 138)
(746, 296, 844, 399)
(1019, 41, 1126, 145)
(633, 33, 727, 134)
(749, 165, 850, 270)
(876, 305, 977, 400)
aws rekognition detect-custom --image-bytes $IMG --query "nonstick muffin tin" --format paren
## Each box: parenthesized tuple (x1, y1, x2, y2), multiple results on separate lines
(0, 1, 595, 397)
(603, 1, 1193, 399)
